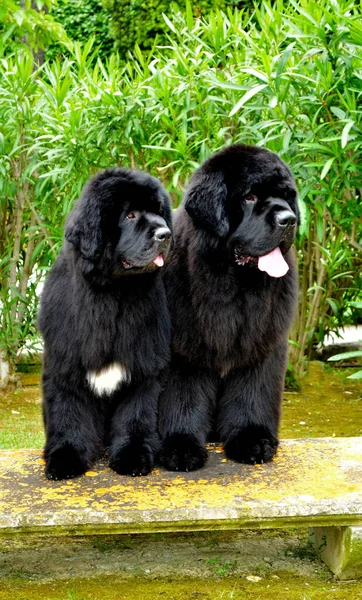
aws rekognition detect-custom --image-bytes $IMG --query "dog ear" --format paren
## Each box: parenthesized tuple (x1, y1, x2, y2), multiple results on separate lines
(65, 198, 104, 263)
(184, 171, 229, 237)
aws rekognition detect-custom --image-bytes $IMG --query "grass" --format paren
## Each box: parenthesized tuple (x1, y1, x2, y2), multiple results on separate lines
(280, 362, 362, 439)
(1, 362, 361, 450)
(0, 373, 44, 449)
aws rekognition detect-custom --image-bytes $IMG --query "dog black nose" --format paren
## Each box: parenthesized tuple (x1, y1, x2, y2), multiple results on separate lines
(275, 210, 297, 227)
(154, 227, 171, 242)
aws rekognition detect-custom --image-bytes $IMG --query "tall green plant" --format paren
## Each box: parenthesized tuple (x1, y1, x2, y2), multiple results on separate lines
(0, 0, 361, 385)
(0, 1, 70, 386)
(0, 55, 58, 386)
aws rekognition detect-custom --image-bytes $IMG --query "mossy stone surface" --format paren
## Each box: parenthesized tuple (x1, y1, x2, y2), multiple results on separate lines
(1, 438, 362, 535)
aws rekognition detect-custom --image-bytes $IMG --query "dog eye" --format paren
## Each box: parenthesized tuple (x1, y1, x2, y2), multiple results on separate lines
(243, 195, 258, 203)
(125, 212, 136, 220)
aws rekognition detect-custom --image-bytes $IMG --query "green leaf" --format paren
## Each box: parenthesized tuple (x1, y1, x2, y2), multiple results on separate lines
(241, 68, 269, 83)
(341, 121, 355, 149)
(326, 298, 339, 316)
(275, 43, 295, 90)
(297, 196, 309, 237)
(13, 10, 24, 26)
(229, 84, 269, 117)
(328, 350, 362, 361)
(185, 1, 193, 31)
(330, 106, 345, 120)
(349, 21, 362, 46)
(348, 371, 362, 379)
(162, 13, 177, 34)
(320, 158, 335, 180)
(349, 302, 362, 309)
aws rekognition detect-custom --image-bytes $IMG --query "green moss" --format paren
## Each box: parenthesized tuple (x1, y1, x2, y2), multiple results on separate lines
(0, 573, 361, 600)
(280, 362, 362, 439)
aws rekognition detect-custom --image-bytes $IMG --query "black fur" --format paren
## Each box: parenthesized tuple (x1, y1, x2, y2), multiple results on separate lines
(38, 168, 172, 480)
(158, 144, 298, 471)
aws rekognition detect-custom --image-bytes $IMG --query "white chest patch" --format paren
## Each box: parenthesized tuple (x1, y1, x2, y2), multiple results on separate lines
(86, 363, 130, 397)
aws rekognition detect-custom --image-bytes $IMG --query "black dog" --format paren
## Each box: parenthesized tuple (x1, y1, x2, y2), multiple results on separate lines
(38, 168, 172, 480)
(158, 144, 298, 471)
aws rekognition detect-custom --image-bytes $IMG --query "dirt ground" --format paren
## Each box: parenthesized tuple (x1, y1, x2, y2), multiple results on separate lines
(1, 529, 362, 599)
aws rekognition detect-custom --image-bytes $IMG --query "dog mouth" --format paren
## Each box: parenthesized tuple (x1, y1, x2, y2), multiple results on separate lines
(121, 253, 165, 270)
(234, 247, 289, 278)
(234, 254, 258, 267)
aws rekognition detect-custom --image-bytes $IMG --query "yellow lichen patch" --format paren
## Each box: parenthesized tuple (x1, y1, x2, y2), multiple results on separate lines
(1, 438, 362, 534)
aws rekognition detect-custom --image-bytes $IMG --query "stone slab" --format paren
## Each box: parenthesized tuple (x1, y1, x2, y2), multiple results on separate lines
(0, 438, 362, 536)
(311, 526, 362, 579)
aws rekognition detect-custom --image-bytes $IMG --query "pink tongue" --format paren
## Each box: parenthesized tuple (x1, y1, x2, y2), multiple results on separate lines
(153, 254, 164, 267)
(258, 247, 289, 278)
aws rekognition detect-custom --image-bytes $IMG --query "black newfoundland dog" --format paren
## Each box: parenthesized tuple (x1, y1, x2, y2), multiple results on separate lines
(158, 144, 299, 471)
(38, 168, 172, 480)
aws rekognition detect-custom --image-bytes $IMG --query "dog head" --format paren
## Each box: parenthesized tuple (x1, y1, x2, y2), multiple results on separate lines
(65, 168, 172, 279)
(184, 144, 298, 278)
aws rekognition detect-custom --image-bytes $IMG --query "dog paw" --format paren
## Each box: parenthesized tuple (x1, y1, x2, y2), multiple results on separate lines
(158, 433, 207, 472)
(45, 443, 89, 480)
(223, 426, 278, 465)
(109, 442, 154, 477)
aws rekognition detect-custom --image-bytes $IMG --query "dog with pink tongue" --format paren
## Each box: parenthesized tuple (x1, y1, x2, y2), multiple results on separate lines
(158, 144, 299, 472)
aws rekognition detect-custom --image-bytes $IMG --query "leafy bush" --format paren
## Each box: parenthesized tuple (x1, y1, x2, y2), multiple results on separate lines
(104, 0, 251, 57)
(1, 0, 361, 383)
(47, 0, 114, 60)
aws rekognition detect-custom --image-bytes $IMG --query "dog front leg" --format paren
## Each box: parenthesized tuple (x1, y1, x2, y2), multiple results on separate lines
(158, 358, 217, 472)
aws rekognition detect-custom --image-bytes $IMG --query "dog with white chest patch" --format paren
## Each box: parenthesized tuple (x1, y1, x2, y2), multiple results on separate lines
(38, 168, 172, 480)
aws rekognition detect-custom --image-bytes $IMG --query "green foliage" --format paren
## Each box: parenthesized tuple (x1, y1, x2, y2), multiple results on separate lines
(0, 0, 70, 56)
(206, 555, 238, 577)
(47, 0, 114, 60)
(104, 0, 250, 57)
(328, 342, 362, 380)
(0, 0, 361, 373)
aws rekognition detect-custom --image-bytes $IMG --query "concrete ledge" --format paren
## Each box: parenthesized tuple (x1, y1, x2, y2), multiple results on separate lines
(1, 438, 362, 537)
